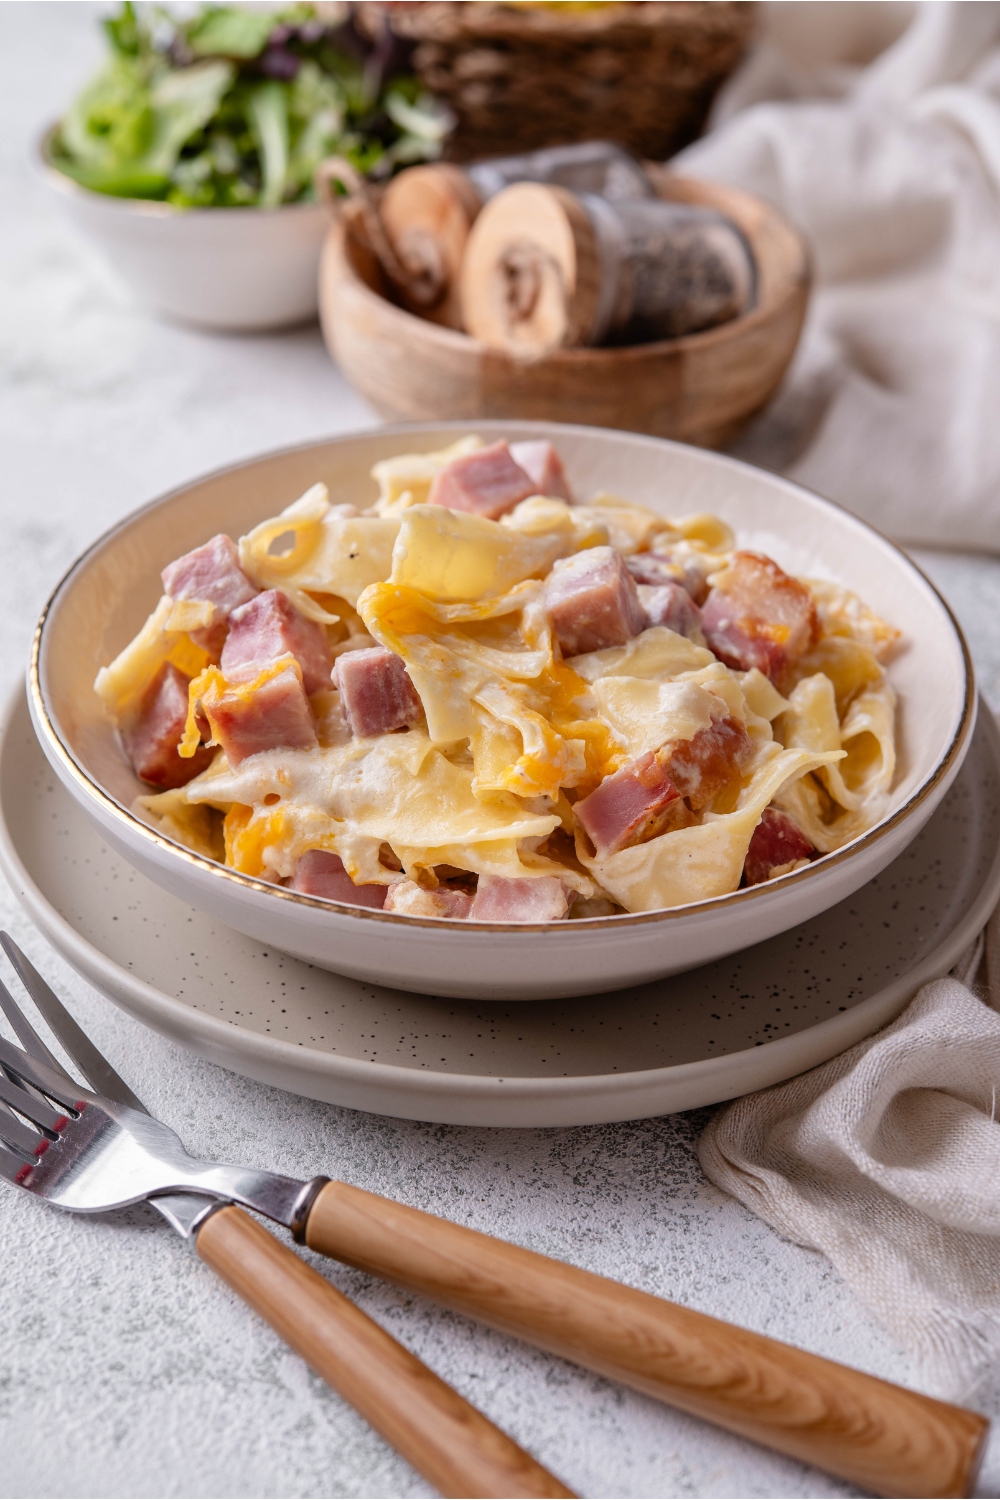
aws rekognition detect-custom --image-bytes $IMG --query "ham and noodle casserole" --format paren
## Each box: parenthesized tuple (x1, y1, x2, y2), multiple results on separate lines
(95, 438, 900, 923)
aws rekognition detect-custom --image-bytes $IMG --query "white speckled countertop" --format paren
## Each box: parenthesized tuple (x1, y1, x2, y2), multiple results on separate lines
(4, 8, 1000, 1497)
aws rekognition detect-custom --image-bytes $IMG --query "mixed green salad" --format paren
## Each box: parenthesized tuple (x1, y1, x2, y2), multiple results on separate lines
(50, 2, 449, 207)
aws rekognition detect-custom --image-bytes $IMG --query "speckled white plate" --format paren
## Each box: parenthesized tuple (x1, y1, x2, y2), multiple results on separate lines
(3, 685, 1000, 1126)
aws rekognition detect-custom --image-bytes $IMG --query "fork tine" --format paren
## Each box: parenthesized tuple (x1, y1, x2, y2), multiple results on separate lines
(0, 1094, 46, 1159)
(0, 937, 77, 1096)
(0, 1071, 70, 1135)
(0, 1033, 84, 1113)
(0, 1140, 30, 1182)
(0, 934, 146, 1114)
(0, 972, 69, 1079)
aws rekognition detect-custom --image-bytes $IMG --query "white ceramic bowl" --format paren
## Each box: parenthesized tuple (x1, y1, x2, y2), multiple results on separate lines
(41, 131, 329, 332)
(29, 421, 975, 1001)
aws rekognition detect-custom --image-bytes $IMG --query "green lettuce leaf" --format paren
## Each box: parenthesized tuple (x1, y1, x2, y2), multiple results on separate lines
(54, 2, 446, 207)
(56, 53, 234, 199)
(145, 60, 236, 174)
(245, 81, 289, 207)
(102, 1, 143, 58)
(49, 156, 171, 199)
(59, 54, 155, 173)
(187, 8, 276, 60)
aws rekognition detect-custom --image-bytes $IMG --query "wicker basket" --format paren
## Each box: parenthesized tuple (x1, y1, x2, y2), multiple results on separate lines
(373, 2, 755, 162)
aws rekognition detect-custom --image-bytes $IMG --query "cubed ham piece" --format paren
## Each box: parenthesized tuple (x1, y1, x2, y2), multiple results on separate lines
(469, 875, 572, 922)
(434, 884, 475, 918)
(637, 582, 702, 639)
(701, 552, 820, 682)
(575, 752, 693, 859)
(383, 879, 474, 919)
(626, 551, 682, 588)
(545, 545, 647, 658)
(121, 663, 213, 789)
(427, 441, 537, 521)
(509, 440, 573, 502)
(744, 807, 815, 886)
(334, 647, 423, 738)
(290, 850, 387, 909)
(626, 549, 710, 603)
(662, 715, 753, 810)
(161, 534, 258, 653)
(208, 664, 317, 767)
(162, 533, 258, 613)
(221, 590, 332, 695)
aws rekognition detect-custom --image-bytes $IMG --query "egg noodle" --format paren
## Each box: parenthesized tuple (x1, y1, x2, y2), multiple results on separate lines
(95, 437, 900, 920)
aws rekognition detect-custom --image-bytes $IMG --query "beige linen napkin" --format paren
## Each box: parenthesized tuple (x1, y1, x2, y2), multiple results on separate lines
(699, 917, 1000, 1400)
(676, 1, 1000, 550)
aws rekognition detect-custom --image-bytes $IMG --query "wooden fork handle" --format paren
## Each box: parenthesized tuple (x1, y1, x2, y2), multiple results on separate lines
(196, 1206, 573, 1499)
(303, 1181, 987, 1500)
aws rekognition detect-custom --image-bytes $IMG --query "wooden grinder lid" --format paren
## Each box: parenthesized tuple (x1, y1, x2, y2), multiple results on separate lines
(379, 164, 483, 330)
(460, 183, 602, 357)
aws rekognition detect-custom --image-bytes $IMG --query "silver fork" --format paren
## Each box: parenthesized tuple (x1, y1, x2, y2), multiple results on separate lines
(0, 932, 570, 1500)
(0, 934, 990, 1500)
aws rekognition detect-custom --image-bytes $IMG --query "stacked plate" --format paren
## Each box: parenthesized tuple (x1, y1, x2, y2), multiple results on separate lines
(4, 423, 993, 1126)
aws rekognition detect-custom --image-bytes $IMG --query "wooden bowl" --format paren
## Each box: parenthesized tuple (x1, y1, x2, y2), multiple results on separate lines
(318, 173, 810, 448)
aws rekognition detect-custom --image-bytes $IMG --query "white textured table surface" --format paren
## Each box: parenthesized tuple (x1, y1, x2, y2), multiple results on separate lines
(4, 8, 1000, 1498)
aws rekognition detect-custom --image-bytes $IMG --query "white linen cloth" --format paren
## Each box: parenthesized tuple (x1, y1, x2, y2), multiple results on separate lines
(676, 2, 1000, 551)
(699, 917, 1000, 1400)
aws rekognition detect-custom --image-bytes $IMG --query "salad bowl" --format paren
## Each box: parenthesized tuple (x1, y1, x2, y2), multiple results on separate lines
(28, 421, 975, 1001)
(41, 131, 331, 333)
(38, 3, 448, 333)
